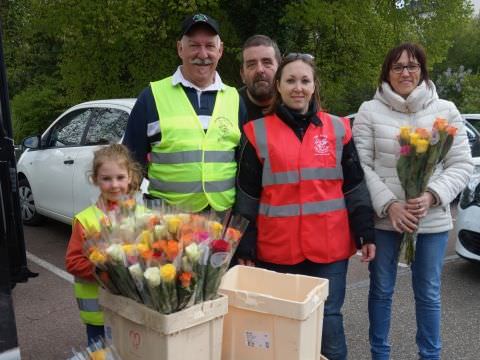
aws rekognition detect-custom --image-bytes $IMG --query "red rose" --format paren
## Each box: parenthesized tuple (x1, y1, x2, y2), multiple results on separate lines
(211, 239, 230, 253)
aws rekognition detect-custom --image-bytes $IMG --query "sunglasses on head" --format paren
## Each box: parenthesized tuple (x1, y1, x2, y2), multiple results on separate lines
(284, 53, 315, 61)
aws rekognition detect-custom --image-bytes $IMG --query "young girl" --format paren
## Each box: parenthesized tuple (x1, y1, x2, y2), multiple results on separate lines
(65, 144, 142, 345)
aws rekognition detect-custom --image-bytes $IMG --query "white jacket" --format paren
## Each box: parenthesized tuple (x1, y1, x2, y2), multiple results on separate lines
(352, 80, 474, 233)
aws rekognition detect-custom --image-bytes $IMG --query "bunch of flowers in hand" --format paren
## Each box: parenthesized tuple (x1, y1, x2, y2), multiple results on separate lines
(84, 197, 248, 314)
(396, 117, 457, 264)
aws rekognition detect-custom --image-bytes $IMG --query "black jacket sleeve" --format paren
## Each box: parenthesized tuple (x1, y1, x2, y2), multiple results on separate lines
(341, 138, 375, 248)
(233, 134, 262, 260)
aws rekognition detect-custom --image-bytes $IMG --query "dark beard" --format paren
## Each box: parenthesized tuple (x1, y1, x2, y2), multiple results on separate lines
(248, 83, 274, 102)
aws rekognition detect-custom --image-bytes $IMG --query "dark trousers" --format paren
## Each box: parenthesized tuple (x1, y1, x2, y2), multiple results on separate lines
(86, 324, 105, 346)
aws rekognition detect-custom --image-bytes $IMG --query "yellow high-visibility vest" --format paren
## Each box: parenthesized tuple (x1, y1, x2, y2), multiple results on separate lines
(73, 206, 105, 326)
(148, 77, 240, 212)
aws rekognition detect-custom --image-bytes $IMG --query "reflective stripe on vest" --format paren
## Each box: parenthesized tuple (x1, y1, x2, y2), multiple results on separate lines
(149, 177, 235, 193)
(150, 150, 235, 164)
(254, 115, 346, 215)
(259, 198, 346, 217)
(252, 116, 345, 186)
(148, 77, 240, 212)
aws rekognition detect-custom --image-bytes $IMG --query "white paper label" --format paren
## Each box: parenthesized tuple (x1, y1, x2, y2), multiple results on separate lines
(245, 331, 271, 349)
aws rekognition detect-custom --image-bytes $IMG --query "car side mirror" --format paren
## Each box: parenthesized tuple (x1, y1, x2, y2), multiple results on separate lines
(22, 135, 41, 149)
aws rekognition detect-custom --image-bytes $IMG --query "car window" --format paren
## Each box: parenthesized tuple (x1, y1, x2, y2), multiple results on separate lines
(46, 108, 94, 147)
(465, 118, 480, 134)
(84, 108, 129, 145)
(466, 123, 478, 142)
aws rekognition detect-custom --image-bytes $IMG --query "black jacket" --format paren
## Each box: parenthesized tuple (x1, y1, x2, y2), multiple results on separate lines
(234, 103, 375, 261)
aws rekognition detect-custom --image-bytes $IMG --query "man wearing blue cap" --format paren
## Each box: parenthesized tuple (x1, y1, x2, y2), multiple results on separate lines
(124, 13, 247, 212)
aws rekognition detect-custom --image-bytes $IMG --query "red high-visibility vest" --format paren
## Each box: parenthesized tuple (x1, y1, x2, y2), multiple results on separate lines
(243, 112, 356, 264)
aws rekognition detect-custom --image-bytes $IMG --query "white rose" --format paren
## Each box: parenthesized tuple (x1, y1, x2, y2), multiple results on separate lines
(185, 243, 200, 262)
(178, 213, 191, 223)
(154, 224, 167, 238)
(106, 244, 125, 263)
(128, 263, 143, 281)
(118, 222, 135, 240)
(143, 267, 161, 287)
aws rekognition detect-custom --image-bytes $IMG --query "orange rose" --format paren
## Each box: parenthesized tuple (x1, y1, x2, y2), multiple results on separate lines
(165, 240, 179, 261)
(140, 249, 153, 261)
(415, 127, 430, 139)
(179, 271, 192, 288)
(446, 125, 457, 136)
(152, 240, 167, 254)
(433, 117, 448, 131)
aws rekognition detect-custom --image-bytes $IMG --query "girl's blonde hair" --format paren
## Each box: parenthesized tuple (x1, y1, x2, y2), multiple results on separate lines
(91, 144, 143, 194)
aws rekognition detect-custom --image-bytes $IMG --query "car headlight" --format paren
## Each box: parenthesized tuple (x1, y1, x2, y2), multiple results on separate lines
(460, 169, 480, 209)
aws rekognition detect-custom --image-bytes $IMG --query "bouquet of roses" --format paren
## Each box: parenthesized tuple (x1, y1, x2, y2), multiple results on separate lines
(396, 117, 457, 264)
(203, 213, 249, 301)
(141, 212, 186, 314)
(84, 197, 249, 313)
(84, 197, 153, 303)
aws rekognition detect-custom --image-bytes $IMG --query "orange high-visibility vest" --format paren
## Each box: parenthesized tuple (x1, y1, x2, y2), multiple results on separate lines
(243, 112, 356, 264)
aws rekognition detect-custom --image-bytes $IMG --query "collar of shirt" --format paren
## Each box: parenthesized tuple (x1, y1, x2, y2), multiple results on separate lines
(172, 66, 225, 92)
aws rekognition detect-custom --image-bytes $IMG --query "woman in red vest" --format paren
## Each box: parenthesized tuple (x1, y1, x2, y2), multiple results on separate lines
(235, 53, 376, 360)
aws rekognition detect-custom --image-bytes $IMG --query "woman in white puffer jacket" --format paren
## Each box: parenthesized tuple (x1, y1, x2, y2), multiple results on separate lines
(352, 43, 473, 360)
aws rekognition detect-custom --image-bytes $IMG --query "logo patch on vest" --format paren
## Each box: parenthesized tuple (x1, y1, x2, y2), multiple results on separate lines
(313, 135, 329, 155)
(215, 116, 232, 141)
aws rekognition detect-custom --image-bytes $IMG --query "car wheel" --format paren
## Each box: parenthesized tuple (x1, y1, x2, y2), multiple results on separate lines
(18, 178, 44, 225)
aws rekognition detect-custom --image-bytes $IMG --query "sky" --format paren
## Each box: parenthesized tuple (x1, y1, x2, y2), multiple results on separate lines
(473, 0, 480, 14)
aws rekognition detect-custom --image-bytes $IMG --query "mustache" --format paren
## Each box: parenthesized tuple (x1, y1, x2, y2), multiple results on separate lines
(190, 58, 213, 65)
(253, 74, 270, 83)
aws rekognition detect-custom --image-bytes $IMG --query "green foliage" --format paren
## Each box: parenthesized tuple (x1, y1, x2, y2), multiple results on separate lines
(460, 74, 480, 113)
(432, 14, 480, 112)
(2, 0, 478, 141)
(281, 0, 471, 114)
(11, 77, 67, 142)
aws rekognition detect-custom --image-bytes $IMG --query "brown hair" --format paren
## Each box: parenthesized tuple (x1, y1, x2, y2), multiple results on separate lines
(241, 35, 281, 66)
(267, 53, 321, 114)
(91, 144, 142, 194)
(379, 42, 430, 90)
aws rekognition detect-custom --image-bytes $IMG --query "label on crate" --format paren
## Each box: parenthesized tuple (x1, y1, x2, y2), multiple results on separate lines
(245, 331, 271, 349)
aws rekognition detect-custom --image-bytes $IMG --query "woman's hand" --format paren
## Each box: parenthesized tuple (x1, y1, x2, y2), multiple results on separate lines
(406, 192, 434, 219)
(361, 243, 376, 262)
(237, 258, 255, 267)
(387, 201, 418, 233)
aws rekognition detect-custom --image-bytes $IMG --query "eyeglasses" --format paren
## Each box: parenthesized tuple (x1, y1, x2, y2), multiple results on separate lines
(284, 53, 315, 61)
(391, 63, 421, 74)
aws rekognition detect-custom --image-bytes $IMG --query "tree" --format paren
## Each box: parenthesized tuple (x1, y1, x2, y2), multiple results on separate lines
(280, 0, 472, 114)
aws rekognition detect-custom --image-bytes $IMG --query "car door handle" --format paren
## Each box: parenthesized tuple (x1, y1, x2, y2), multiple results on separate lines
(64, 159, 74, 164)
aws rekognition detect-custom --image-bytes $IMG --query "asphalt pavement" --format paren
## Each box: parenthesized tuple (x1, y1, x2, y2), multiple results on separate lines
(11, 215, 480, 360)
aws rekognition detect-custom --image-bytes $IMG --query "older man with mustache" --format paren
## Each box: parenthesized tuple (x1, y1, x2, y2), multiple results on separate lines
(124, 13, 247, 212)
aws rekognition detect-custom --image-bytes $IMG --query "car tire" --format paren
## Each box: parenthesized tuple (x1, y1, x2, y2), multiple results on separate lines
(18, 178, 44, 225)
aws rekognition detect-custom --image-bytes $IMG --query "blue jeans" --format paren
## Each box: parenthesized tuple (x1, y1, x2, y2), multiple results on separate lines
(257, 259, 348, 360)
(86, 324, 105, 346)
(368, 230, 448, 360)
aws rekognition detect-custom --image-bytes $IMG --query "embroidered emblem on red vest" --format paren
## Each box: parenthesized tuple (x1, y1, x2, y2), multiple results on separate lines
(313, 135, 329, 155)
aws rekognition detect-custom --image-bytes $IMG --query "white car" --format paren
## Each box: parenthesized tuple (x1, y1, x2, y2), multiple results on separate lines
(463, 114, 480, 158)
(463, 114, 480, 133)
(455, 157, 480, 262)
(17, 99, 136, 225)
